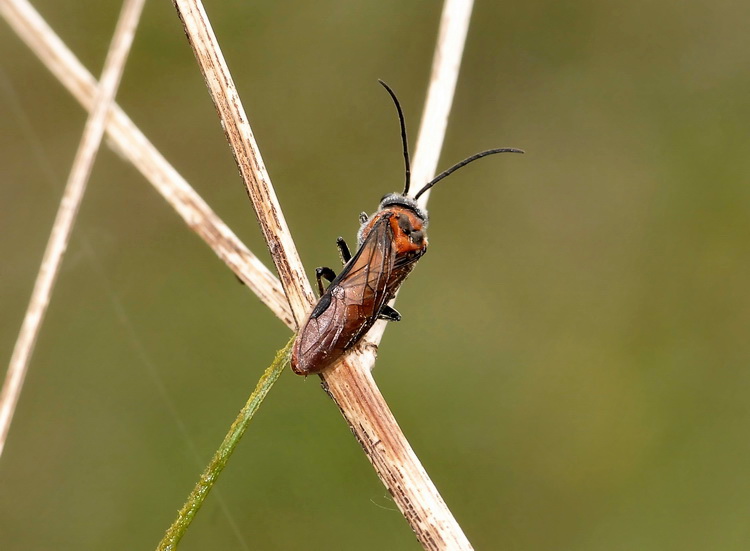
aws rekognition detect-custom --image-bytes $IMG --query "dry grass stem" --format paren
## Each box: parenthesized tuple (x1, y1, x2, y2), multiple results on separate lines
(0, 0, 146, 458)
(172, 0, 314, 325)
(0, 0, 294, 329)
(353, 0, 476, 363)
(410, 0, 475, 204)
(319, 2, 476, 547)
(172, 0, 475, 548)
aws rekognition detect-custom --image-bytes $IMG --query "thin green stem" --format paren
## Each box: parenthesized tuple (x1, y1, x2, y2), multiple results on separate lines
(157, 335, 295, 551)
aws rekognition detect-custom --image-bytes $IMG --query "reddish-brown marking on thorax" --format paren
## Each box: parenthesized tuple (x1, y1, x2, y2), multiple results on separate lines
(390, 207, 427, 254)
(358, 206, 427, 254)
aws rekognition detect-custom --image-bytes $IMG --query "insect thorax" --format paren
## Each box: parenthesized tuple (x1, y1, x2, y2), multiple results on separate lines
(357, 194, 429, 246)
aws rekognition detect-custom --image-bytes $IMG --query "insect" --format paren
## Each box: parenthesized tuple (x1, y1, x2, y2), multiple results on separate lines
(291, 81, 523, 375)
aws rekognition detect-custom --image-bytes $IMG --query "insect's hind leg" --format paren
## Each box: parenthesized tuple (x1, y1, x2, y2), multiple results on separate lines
(315, 267, 337, 296)
(378, 305, 401, 322)
(336, 237, 352, 264)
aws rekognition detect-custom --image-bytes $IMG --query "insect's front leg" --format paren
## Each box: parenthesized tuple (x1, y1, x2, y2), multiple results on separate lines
(336, 237, 352, 264)
(315, 267, 337, 296)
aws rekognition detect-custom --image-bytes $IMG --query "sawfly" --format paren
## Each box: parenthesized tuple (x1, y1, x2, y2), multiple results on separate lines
(291, 81, 523, 375)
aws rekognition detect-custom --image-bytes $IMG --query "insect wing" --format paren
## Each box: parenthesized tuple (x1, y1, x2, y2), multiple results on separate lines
(335, 214, 398, 346)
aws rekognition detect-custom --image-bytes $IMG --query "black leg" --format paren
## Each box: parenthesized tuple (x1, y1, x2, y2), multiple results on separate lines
(315, 266, 337, 296)
(336, 237, 352, 264)
(378, 305, 401, 322)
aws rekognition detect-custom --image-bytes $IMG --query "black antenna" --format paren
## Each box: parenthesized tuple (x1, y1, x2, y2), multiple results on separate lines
(378, 80, 411, 196)
(413, 148, 524, 200)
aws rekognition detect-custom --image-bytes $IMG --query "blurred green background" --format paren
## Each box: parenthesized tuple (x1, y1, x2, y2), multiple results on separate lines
(2, 0, 749, 549)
